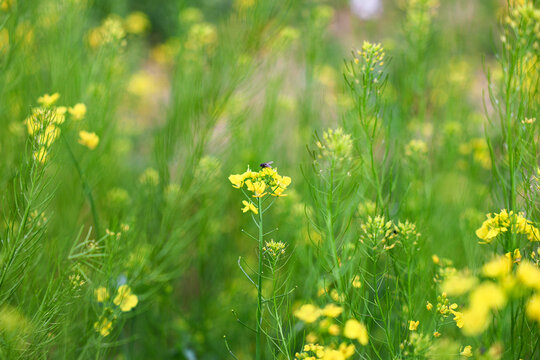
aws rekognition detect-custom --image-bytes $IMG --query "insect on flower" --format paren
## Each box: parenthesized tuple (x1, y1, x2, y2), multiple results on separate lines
(260, 161, 274, 168)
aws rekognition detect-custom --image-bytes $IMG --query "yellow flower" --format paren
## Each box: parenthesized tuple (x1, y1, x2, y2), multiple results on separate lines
(408, 320, 419, 331)
(124, 11, 150, 34)
(338, 343, 355, 358)
(322, 349, 344, 360)
(512, 248, 522, 263)
(451, 310, 464, 328)
(426, 302, 433, 311)
(433, 331, 441, 337)
(33, 147, 48, 164)
(328, 324, 340, 336)
(461, 306, 490, 336)
(68, 103, 87, 121)
(38, 124, 60, 147)
(95, 287, 109, 303)
(343, 319, 368, 345)
(241, 200, 258, 214)
(432, 254, 440, 264)
(94, 317, 113, 336)
(442, 273, 478, 296)
(482, 255, 512, 278)
(460, 345, 473, 357)
(78, 130, 99, 150)
(246, 180, 267, 198)
(54, 106, 66, 124)
(294, 304, 321, 323)
(352, 275, 362, 288)
(305, 332, 318, 343)
(113, 285, 138, 312)
(228, 174, 245, 188)
(322, 303, 343, 318)
(470, 282, 506, 310)
(526, 294, 540, 323)
(37, 92, 60, 107)
(517, 261, 540, 290)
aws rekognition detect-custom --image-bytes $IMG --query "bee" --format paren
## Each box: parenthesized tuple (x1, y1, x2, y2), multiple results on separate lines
(260, 161, 274, 168)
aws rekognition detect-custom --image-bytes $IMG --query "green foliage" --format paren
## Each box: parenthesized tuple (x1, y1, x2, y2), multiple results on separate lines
(0, 0, 539, 359)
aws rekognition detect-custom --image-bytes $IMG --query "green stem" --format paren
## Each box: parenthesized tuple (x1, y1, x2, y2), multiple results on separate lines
(61, 134, 101, 238)
(326, 162, 344, 294)
(256, 197, 264, 360)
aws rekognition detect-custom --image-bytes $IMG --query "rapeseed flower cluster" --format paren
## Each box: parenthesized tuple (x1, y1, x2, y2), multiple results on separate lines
(263, 239, 286, 258)
(504, 2, 540, 51)
(315, 128, 353, 163)
(93, 285, 138, 337)
(87, 15, 126, 49)
(475, 210, 540, 243)
(354, 41, 385, 71)
(405, 139, 428, 158)
(358, 215, 397, 250)
(441, 253, 540, 336)
(293, 302, 368, 352)
(229, 165, 291, 214)
(25, 93, 91, 163)
(458, 138, 491, 170)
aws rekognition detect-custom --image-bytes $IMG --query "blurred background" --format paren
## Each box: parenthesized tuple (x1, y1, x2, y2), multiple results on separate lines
(0, 0, 521, 358)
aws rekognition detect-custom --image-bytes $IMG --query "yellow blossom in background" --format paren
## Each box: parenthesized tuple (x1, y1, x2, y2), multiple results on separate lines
(476, 210, 540, 244)
(328, 324, 340, 336)
(517, 261, 540, 290)
(87, 15, 126, 49)
(322, 303, 343, 318)
(343, 319, 368, 345)
(54, 106, 66, 124)
(432, 254, 440, 264)
(124, 11, 150, 34)
(241, 200, 258, 214)
(179, 7, 204, 25)
(113, 285, 138, 312)
(95, 287, 109, 303)
(185, 22, 217, 53)
(68, 103, 86, 120)
(461, 306, 490, 336)
(433, 331, 441, 337)
(405, 139, 428, 157)
(139, 168, 159, 185)
(305, 332, 318, 343)
(482, 255, 511, 278)
(0, 0, 14, 11)
(94, 317, 113, 336)
(294, 304, 321, 323)
(526, 294, 540, 323)
(426, 302, 433, 311)
(37, 93, 60, 107)
(460, 345, 473, 357)
(127, 71, 160, 97)
(408, 320, 419, 331)
(470, 282, 506, 310)
(338, 343, 355, 358)
(442, 272, 478, 296)
(352, 275, 362, 288)
(78, 130, 99, 150)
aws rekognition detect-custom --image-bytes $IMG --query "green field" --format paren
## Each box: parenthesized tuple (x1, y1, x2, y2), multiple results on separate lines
(0, 0, 539, 358)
